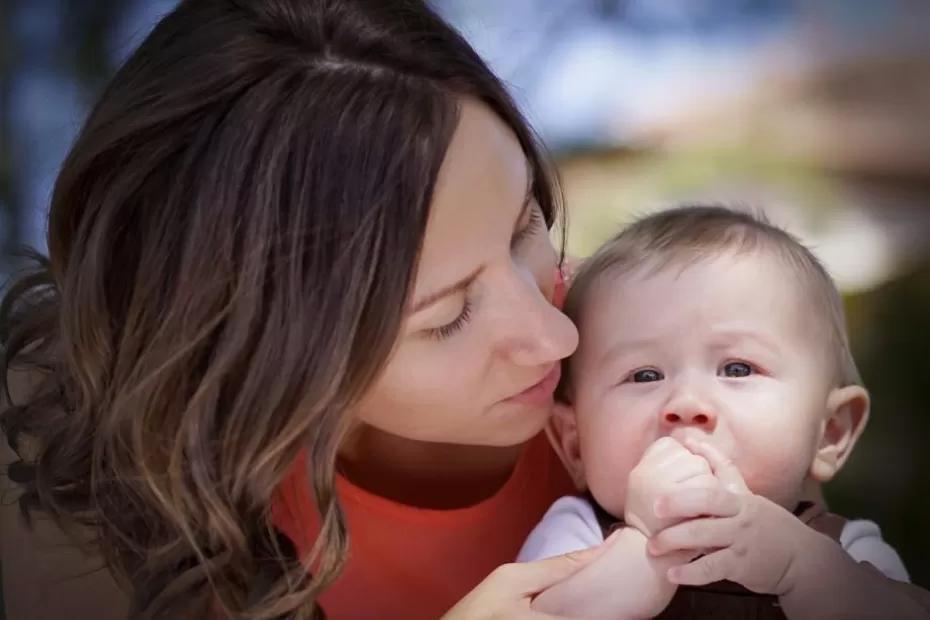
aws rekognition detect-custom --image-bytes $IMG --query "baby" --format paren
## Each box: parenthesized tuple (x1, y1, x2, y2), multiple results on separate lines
(520, 205, 912, 619)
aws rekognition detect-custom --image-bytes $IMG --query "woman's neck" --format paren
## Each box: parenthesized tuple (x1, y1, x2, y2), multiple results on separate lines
(337, 424, 526, 509)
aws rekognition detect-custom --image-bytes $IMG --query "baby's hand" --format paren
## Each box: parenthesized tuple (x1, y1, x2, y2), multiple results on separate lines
(647, 439, 820, 596)
(624, 436, 719, 537)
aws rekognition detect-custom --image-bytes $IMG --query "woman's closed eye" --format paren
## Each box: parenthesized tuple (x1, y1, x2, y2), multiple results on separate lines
(426, 298, 473, 341)
(425, 200, 543, 342)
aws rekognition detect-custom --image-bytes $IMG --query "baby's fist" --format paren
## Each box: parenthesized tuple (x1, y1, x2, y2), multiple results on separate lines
(625, 436, 718, 536)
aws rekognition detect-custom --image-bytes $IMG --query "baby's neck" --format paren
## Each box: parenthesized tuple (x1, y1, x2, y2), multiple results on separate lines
(800, 478, 827, 509)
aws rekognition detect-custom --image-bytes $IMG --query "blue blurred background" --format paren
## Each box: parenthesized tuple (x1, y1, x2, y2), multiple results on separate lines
(1, 0, 928, 600)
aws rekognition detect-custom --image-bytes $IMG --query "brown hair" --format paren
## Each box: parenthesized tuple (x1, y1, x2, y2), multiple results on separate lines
(559, 204, 860, 401)
(0, 1, 561, 618)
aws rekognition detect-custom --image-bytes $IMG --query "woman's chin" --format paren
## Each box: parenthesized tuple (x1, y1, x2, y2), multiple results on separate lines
(359, 400, 553, 448)
(478, 400, 553, 446)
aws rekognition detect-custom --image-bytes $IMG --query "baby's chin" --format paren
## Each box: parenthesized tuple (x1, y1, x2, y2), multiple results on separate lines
(586, 488, 627, 520)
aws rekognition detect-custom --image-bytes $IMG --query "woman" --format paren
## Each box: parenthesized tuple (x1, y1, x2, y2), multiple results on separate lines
(5, 2, 929, 619)
(1, 1, 599, 618)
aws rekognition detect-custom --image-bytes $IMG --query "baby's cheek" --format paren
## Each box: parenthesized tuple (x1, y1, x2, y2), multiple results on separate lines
(576, 397, 654, 518)
(583, 444, 640, 518)
(738, 444, 813, 508)
(727, 395, 819, 505)
(588, 476, 628, 519)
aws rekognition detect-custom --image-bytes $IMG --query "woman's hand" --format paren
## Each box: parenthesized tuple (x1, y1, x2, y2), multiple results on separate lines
(441, 544, 607, 619)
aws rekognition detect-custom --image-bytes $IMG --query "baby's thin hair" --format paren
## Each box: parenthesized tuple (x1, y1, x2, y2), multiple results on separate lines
(560, 204, 861, 400)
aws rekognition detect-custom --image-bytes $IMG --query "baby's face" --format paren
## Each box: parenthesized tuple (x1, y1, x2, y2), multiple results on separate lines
(570, 251, 834, 517)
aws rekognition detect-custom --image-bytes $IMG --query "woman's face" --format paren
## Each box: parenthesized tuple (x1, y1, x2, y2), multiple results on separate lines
(352, 99, 578, 447)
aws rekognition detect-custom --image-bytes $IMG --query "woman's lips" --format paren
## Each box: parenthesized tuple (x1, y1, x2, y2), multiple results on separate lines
(504, 364, 562, 407)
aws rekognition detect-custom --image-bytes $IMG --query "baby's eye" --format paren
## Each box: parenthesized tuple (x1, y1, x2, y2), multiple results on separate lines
(631, 368, 664, 383)
(721, 361, 753, 378)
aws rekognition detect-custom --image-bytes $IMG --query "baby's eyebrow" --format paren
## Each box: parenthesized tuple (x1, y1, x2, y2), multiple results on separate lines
(709, 328, 783, 355)
(599, 337, 661, 367)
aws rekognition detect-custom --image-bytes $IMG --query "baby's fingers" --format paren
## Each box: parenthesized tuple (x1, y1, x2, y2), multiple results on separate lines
(640, 436, 687, 464)
(654, 486, 742, 521)
(682, 439, 749, 494)
(667, 549, 737, 586)
(647, 517, 736, 556)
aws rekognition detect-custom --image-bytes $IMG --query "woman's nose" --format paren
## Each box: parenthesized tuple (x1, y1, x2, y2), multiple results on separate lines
(496, 266, 578, 366)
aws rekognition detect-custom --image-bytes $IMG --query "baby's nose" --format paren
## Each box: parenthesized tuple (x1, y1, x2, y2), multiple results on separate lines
(665, 410, 711, 425)
(661, 406, 717, 430)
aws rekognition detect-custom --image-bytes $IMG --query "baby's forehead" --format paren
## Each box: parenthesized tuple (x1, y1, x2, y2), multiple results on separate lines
(589, 246, 806, 303)
(559, 231, 858, 397)
(577, 248, 828, 347)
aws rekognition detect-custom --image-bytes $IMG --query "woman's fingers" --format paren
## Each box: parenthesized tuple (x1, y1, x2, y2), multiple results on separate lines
(505, 543, 608, 595)
(647, 516, 735, 556)
(654, 485, 742, 521)
(682, 438, 749, 494)
(442, 541, 612, 620)
(528, 611, 590, 620)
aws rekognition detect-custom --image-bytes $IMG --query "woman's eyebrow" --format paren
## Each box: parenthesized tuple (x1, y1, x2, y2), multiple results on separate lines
(408, 266, 484, 314)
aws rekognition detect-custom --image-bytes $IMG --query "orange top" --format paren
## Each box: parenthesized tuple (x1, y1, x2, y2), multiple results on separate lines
(272, 432, 573, 620)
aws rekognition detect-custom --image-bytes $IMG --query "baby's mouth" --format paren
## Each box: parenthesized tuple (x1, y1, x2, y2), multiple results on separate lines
(668, 428, 714, 448)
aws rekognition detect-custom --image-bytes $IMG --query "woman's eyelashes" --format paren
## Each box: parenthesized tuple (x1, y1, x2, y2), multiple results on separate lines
(511, 204, 544, 249)
(427, 298, 473, 341)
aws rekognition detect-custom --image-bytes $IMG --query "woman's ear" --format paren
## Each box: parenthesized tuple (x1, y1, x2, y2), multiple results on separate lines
(546, 403, 587, 490)
(810, 385, 870, 482)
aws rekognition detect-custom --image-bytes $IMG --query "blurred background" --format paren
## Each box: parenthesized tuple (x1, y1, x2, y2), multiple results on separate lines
(1, 0, 928, 601)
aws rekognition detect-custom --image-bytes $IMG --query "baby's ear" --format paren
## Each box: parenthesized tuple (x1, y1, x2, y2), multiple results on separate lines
(546, 403, 587, 490)
(810, 385, 870, 482)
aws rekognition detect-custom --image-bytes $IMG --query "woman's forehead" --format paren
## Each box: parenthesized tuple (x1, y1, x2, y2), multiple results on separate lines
(413, 100, 530, 294)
